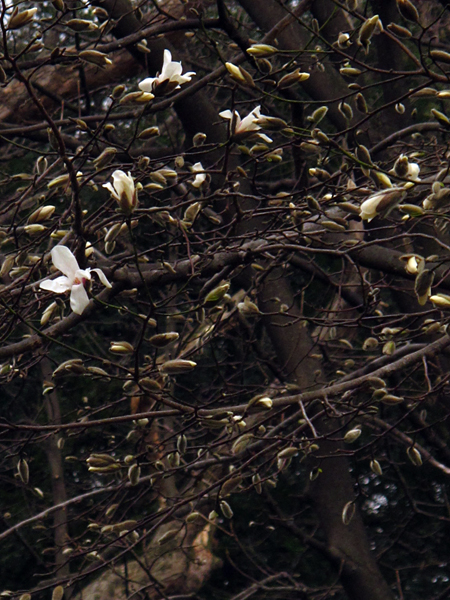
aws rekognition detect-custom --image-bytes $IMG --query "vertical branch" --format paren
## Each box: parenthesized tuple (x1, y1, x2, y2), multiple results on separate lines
(41, 358, 70, 577)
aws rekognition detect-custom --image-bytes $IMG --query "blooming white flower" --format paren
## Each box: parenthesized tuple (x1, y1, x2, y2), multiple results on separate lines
(103, 170, 138, 214)
(219, 106, 272, 143)
(359, 187, 407, 221)
(40, 246, 111, 315)
(405, 255, 422, 274)
(138, 49, 195, 95)
(190, 162, 206, 188)
(407, 161, 420, 181)
(390, 154, 420, 181)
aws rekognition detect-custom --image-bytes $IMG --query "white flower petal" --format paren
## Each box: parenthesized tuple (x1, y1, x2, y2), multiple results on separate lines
(111, 170, 126, 199)
(139, 77, 157, 92)
(92, 268, 112, 288)
(162, 49, 172, 72)
(408, 163, 420, 181)
(191, 163, 206, 188)
(70, 283, 90, 315)
(40, 275, 71, 294)
(179, 71, 195, 83)
(239, 107, 262, 133)
(51, 246, 79, 280)
(219, 110, 233, 120)
(102, 182, 118, 200)
(75, 268, 92, 282)
(257, 133, 273, 143)
(192, 175, 206, 188)
(163, 60, 183, 80)
(104, 170, 137, 212)
(138, 49, 195, 91)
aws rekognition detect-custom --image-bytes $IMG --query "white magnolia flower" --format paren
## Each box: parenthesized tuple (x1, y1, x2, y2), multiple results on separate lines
(191, 162, 206, 188)
(219, 106, 272, 143)
(407, 161, 420, 181)
(405, 256, 421, 275)
(390, 154, 420, 181)
(138, 49, 195, 95)
(359, 187, 407, 222)
(103, 170, 138, 214)
(40, 246, 111, 315)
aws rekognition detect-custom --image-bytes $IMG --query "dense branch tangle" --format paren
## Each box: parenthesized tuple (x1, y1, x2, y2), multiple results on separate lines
(1, 1, 450, 600)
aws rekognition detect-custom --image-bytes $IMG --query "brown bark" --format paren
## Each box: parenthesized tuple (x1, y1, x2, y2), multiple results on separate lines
(257, 272, 395, 600)
(41, 359, 70, 577)
(76, 521, 221, 600)
(237, 0, 350, 130)
(0, 51, 140, 125)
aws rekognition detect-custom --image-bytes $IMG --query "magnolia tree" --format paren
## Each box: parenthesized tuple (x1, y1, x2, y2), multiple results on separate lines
(2, 0, 450, 598)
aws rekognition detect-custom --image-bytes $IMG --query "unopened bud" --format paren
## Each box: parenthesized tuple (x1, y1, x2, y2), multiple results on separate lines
(277, 447, 298, 459)
(338, 32, 351, 48)
(17, 458, 29, 484)
(342, 501, 355, 525)
(8, 7, 37, 30)
(157, 528, 179, 545)
(246, 44, 278, 57)
(24, 224, 46, 235)
(41, 301, 58, 326)
(397, 0, 420, 23)
(220, 500, 234, 519)
(128, 463, 141, 486)
(387, 22, 412, 37)
(308, 106, 328, 124)
(278, 69, 310, 89)
(431, 108, 450, 127)
(344, 427, 362, 443)
(252, 473, 262, 494)
(109, 341, 134, 354)
(256, 397, 273, 409)
(338, 101, 353, 121)
(186, 511, 201, 523)
(111, 85, 125, 100)
(36, 156, 48, 175)
(52, 586, 64, 600)
(27, 205, 55, 224)
(225, 62, 254, 87)
(159, 359, 197, 375)
(370, 459, 383, 475)
(138, 126, 160, 139)
(193, 132, 207, 146)
(177, 434, 187, 454)
(66, 18, 98, 31)
(79, 50, 112, 67)
(414, 269, 434, 306)
(407, 446, 422, 466)
(380, 393, 404, 405)
(119, 91, 154, 104)
(148, 332, 179, 347)
(93, 147, 117, 169)
(204, 282, 230, 304)
(339, 66, 362, 77)
(429, 293, 450, 308)
(358, 15, 381, 51)
(355, 92, 368, 113)
(139, 377, 162, 392)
